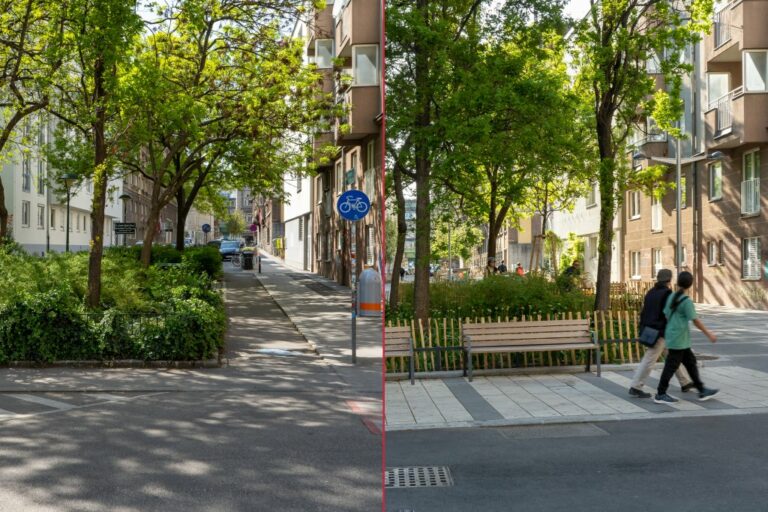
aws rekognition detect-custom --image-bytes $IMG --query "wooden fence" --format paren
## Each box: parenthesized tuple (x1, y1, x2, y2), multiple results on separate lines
(385, 310, 645, 375)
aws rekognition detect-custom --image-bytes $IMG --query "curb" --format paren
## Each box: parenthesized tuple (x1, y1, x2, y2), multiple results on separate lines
(1, 359, 223, 369)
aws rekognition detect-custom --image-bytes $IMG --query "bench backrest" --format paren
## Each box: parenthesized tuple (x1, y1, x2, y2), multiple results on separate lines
(385, 326, 413, 355)
(462, 319, 593, 348)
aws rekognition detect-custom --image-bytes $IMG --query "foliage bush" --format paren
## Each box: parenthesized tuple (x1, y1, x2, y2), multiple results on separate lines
(182, 246, 223, 279)
(390, 273, 594, 320)
(0, 248, 226, 363)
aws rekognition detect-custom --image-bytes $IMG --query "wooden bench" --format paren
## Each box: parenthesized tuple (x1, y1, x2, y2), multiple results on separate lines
(385, 326, 415, 385)
(461, 319, 600, 382)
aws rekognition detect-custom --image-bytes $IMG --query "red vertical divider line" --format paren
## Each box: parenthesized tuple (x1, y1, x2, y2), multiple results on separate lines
(380, 0, 388, 510)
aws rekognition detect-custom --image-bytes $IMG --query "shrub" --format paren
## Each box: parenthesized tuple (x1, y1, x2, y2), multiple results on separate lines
(150, 245, 182, 264)
(0, 288, 97, 363)
(140, 298, 226, 360)
(182, 246, 223, 279)
(391, 274, 594, 320)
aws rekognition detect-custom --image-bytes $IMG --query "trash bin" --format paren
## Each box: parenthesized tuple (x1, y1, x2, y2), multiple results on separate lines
(242, 250, 254, 270)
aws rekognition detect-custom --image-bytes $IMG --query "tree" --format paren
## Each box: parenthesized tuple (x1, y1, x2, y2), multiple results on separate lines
(116, 0, 331, 266)
(0, 0, 66, 241)
(571, 0, 713, 310)
(225, 210, 246, 240)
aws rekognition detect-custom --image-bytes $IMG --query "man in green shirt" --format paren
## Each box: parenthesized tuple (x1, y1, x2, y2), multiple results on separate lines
(654, 271, 719, 404)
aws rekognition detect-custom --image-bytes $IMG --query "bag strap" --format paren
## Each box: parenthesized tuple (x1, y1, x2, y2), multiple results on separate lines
(669, 291, 688, 318)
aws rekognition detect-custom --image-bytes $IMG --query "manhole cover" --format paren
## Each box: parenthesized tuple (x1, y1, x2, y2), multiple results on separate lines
(385, 466, 453, 488)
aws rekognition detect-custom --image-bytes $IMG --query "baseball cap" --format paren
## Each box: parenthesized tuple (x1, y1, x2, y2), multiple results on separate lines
(656, 268, 673, 283)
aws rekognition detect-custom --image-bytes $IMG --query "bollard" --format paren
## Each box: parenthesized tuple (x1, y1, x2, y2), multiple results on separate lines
(258, 255, 262, 273)
(351, 286, 357, 364)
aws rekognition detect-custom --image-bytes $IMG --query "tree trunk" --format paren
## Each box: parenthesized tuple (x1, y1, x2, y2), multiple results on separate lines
(594, 117, 616, 311)
(140, 178, 165, 267)
(0, 177, 8, 241)
(412, 0, 431, 322)
(388, 161, 407, 311)
(86, 55, 107, 309)
(175, 187, 186, 251)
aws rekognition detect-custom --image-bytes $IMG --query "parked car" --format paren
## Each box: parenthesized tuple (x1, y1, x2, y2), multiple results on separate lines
(219, 240, 240, 261)
(207, 239, 222, 249)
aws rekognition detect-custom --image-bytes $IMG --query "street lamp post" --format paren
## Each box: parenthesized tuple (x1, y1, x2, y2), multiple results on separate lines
(634, 146, 725, 276)
(60, 173, 78, 252)
(119, 193, 131, 246)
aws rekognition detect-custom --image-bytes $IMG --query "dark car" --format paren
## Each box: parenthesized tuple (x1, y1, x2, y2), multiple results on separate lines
(219, 240, 240, 261)
(207, 239, 222, 249)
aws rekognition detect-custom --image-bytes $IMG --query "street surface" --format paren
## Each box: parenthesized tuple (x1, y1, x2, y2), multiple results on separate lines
(0, 260, 381, 512)
(386, 305, 768, 511)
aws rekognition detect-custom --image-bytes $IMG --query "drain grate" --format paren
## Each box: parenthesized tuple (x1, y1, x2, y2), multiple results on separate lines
(386, 466, 454, 488)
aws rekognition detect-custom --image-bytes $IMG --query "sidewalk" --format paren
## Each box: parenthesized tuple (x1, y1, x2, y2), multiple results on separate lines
(251, 253, 383, 400)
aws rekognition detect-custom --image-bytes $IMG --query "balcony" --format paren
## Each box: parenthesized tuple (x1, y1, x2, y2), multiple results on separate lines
(308, 3, 334, 46)
(705, 87, 768, 148)
(741, 178, 761, 215)
(334, 86, 380, 143)
(707, 1, 768, 69)
(334, 0, 380, 58)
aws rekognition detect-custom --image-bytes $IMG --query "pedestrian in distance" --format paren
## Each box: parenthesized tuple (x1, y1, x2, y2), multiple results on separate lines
(515, 262, 524, 276)
(654, 271, 719, 404)
(628, 268, 693, 398)
(564, 259, 581, 276)
(497, 260, 507, 273)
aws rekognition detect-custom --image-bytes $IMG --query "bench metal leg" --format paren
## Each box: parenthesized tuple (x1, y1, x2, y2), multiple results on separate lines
(467, 349, 473, 382)
(595, 344, 601, 377)
(409, 354, 415, 385)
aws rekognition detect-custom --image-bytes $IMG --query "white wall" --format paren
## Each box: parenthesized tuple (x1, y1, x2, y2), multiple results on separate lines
(283, 173, 313, 268)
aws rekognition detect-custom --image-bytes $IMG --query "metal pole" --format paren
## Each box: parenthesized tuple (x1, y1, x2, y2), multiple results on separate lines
(65, 187, 71, 252)
(676, 137, 682, 276)
(351, 285, 357, 364)
(123, 200, 127, 247)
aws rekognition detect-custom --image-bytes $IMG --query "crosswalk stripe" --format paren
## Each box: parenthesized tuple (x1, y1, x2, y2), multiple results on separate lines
(88, 393, 130, 402)
(8, 394, 76, 410)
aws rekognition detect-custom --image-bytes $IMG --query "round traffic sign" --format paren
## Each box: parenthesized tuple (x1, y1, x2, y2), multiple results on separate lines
(202, 223, 211, 233)
(337, 190, 370, 222)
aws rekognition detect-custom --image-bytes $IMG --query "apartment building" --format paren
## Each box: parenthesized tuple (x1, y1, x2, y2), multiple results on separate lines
(627, 0, 768, 309)
(305, 0, 383, 286)
(1, 117, 122, 253)
(121, 172, 178, 246)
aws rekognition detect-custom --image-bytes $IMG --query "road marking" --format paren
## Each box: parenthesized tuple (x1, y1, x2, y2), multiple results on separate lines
(347, 399, 382, 435)
(8, 394, 76, 410)
(88, 393, 130, 402)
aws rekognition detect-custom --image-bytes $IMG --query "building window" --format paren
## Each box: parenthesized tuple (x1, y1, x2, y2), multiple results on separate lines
(680, 176, 687, 209)
(37, 160, 45, 195)
(742, 237, 761, 280)
(335, 161, 343, 195)
(630, 251, 641, 280)
(652, 248, 663, 277)
(628, 191, 640, 219)
(21, 201, 30, 227)
(709, 162, 723, 201)
(37, 205, 45, 229)
(365, 225, 374, 265)
(742, 149, 761, 215)
(718, 240, 725, 265)
(647, 117, 666, 142)
(324, 232, 331, 262)
(651, 196, 662, 232)
(586, 182, 598, 208)
(50, 209, 56, 230)
(352, 45, 379, 86)
(76, 214, 80, 231)
(298, 217, 303, 241)
(707, 241, 718, 266)
(366, 139, 375, 171)
(744, 51, 768, 92)
(315, 39, 334, 69)
(22, 154, 31, 192)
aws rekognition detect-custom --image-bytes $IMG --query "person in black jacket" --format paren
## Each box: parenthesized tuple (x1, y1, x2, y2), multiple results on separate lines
(628, 268, 694, 398)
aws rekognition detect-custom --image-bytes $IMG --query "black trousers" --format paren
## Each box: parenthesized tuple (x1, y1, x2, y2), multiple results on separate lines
(658, 348, 703, 395)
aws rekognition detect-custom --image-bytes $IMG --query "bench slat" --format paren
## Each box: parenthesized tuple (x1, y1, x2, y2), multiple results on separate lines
(468, 336, 593, 347)
(463, 325, 591, 336)
(463, 319, 589, 329)
(466, 331, 591, 342)
(471, 343, 597, 354)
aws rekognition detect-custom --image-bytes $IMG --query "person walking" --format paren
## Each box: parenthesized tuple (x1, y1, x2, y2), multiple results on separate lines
(628, 269, 693, 398)
(654, 271, 719, 404)
(497, 260, 508, 273)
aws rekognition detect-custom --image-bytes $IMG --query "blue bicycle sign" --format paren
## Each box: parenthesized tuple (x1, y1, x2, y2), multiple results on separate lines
(337, 190, 371, 221)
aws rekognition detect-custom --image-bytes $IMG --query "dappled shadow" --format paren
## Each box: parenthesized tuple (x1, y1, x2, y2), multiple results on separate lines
(0, 389, 379, 511)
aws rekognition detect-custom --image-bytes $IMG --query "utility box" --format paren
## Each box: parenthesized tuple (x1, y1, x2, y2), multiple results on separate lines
(357, 267, 382, 317)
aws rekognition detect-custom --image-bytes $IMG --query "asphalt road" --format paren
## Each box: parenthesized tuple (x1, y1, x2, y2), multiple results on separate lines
(386, 306, 768, 512)
(0, 266, 381, 512)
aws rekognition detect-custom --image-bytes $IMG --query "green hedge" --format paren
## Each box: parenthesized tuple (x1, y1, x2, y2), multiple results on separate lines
(390, 273, 594, 320)
(0, 248, 226, 363)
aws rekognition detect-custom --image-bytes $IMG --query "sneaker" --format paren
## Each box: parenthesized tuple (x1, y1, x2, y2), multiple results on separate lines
(629, 387, 651, 398)
(654, 393, 679, 405)
(681, 383, 697, 393)
(698, 388, 719, 401)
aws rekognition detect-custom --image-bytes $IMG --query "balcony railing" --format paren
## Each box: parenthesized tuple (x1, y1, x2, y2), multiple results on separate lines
(710, 86, 743, 137)
(714, 5, 732, 48)
(741, 178, 761, 215)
